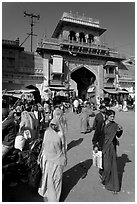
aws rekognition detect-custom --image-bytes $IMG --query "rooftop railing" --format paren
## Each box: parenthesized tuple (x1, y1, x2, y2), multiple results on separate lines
(62, 12, 99, 25)
(42, 38, 59, 44)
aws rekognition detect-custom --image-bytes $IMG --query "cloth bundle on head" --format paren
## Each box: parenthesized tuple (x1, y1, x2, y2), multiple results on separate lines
(14, 135, 26, 151)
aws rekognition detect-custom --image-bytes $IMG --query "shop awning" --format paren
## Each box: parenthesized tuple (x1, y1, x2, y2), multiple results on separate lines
(103, 88, 129, 94)
(49, 86, 73, 91)
(3, 89, 36, 100)
(103, 89, 118, 94)
(6, 89, 36, 94)
(3, 93, 21, 99)
(118, 90, 129, 94)
(104, 61, 117, 67)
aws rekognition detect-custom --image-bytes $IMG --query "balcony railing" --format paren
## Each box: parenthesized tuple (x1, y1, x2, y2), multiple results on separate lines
(42, 38, 109, 50)
(105, 73, 115, 78)
(50, 80, 63, 86)
(40, 38, 123, 58)
(104, 83, 115, 88)
(61, 39, 109, 50)
(42, 38, 59, 45)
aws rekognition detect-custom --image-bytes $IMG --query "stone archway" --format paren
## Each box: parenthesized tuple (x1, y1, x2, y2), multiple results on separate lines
(71, 66, 96, 101)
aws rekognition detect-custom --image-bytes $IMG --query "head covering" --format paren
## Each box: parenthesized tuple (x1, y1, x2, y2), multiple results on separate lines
(20, 111, 34, 130)
(106, 109, 115, 116)
(16, 105, 22, 113)
(53, 108, 62, 118)
(99, 104, 106, 110)
(50, 117, 59, 126)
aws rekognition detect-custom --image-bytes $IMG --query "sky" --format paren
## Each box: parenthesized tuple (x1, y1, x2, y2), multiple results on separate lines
(2, 1, 135, 58)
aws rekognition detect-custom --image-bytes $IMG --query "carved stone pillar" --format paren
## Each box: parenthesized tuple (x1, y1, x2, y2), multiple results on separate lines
(96, 65, 104, 98)
(85, 34, 88, 43)
(115, 66, 119, 89)
(94, 36, 100, 45)
(76, 32, 79, 42)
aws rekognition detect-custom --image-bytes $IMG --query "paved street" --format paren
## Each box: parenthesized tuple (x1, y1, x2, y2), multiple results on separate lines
(3, 109, 135, 202)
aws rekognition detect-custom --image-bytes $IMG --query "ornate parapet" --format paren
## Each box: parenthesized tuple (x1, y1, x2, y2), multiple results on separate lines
(61, 12, 100, 28)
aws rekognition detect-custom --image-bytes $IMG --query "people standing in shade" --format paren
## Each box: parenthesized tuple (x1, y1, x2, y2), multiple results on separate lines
(91, 105, 106, 150)
(38, 118, 67, 202)
(101, 109, 123, 194)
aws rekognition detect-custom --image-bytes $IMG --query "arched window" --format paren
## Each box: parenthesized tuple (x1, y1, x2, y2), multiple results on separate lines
(69, 31, 76, 41)
(79, 32, 86, 43)
(88, 34, 94, 43)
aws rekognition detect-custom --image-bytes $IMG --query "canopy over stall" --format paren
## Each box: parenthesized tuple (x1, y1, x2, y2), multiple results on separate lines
(2, 88, 36, 107)
(103, 88, 129, 95)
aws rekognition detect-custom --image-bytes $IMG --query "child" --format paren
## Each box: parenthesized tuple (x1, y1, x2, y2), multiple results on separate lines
(92, 144, 103, 169)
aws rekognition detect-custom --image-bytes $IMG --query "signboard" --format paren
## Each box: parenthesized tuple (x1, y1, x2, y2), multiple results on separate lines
(52, 55, 63, 73)
(43, 58, 49, 78)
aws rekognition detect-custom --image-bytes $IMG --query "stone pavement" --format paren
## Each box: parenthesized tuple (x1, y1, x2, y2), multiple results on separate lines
(2, 109, 135, 202)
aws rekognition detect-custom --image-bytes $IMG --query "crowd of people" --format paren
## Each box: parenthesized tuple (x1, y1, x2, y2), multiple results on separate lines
(2, 95, 69, 202)
(2, 92, 133, 201)
(102, 94, 135, 112)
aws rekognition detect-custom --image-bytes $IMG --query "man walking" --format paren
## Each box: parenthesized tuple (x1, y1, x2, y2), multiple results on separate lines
(91, 105, 106, 150)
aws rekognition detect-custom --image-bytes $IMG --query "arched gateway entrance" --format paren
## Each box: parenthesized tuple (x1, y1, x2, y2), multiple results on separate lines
(71, 66, 96, 102)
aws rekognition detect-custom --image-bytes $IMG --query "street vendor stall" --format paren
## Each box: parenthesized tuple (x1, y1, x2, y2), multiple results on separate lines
(2, 89, 36, 108)
(103, 88, 129, 106)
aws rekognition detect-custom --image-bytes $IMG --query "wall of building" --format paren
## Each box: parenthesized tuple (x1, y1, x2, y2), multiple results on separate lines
(2, 41, 44, 91)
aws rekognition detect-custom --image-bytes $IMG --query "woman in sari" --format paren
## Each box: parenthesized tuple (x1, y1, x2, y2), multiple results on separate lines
(101, 109, 123, 194)
(86, 102, 95, 128)
(19, 110, 38, 140)
(53, 107, 68, 152)
(80, 105, 90, 134)
(38, 117, 67, 202)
